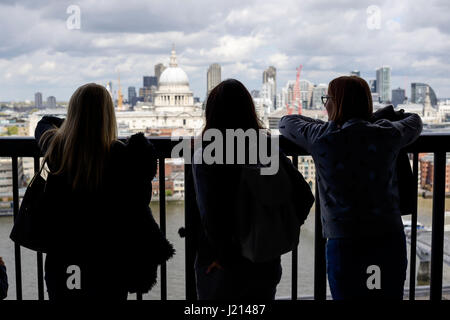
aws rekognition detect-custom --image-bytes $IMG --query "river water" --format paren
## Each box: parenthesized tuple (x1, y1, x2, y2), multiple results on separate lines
(1, 198, 449, 300)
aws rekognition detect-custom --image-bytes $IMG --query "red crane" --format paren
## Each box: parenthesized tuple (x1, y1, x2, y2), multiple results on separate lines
(294, 65, 303, 115)
(286, 65, 303, 115)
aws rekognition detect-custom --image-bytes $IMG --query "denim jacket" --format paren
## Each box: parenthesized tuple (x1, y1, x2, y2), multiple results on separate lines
(279, 113, 423, 238)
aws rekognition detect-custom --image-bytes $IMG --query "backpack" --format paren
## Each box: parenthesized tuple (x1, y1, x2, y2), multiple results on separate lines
(235, 154, 314, 263)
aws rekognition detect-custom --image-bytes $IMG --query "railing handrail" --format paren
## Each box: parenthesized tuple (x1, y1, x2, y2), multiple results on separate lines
(1, 132, 450, 158)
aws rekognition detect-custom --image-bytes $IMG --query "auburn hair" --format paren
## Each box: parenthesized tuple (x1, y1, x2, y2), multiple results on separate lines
(40, 83, 118, 192)
(327, 76, 373, 126)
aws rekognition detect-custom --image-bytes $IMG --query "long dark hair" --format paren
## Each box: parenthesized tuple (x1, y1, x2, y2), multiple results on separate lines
(40, 83, 118, 192)
(202, 79, 264, 135)
(327, 76, 373, 126)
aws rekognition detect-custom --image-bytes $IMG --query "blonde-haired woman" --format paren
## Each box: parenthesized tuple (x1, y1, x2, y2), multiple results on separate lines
(35, 83, 174, 300)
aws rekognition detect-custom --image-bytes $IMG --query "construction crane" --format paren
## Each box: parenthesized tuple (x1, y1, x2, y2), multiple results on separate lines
(293, 65, 303, 115)
(286, 65, 303, 115)
(117, 72, 123, 111)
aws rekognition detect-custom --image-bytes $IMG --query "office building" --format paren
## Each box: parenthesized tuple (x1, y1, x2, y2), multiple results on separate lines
(206, 63, 221, 98)
(106, 81, 113, 99)
(260, 78, 275, 114)
(369, 79, 377, 93)
(391, 88, 406, 107)
(371, 92, 380, 103)
(155, 63, 166, 84)
(376, 66, 391, 103)
(312, 84, 328, 109)
(34, 92, 43, 108)
(46, 96, 56, 108)
(139, 87, 154, 103)
(263, 66, 277, 107)
(411, 83, 438, 107)
(128, 86, 137, 106)
(143, 76, 157, 88)
(299, 80, 314, 109)
(251, 90, 260, 98)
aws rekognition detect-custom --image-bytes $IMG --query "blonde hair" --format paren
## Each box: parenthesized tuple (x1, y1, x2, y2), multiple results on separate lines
(40, 83, 118, 192)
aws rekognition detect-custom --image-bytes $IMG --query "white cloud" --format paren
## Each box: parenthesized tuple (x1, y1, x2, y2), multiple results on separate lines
(39, 61, 56, 71)
(18, 63, 32, 75)
(207, 35, 265, 62)
(268, 53, 289, 69)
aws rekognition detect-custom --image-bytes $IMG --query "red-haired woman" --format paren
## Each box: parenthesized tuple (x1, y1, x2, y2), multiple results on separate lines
(279, 76, 422, 300)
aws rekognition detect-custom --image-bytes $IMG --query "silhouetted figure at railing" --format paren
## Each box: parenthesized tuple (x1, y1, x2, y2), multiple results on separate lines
(192, 79, 313, 300)
(15, 83, 174, 300)
(0, 257, 8, 300)
(279, 76, 423, 300)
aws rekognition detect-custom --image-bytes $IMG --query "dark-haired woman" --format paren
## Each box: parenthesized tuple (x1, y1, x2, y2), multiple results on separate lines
(279, 76, 422, 300)
(34, 83, 174, 300)
(192, 79, 283, 300)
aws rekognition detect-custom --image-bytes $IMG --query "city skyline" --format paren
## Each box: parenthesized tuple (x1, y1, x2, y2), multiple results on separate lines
(2, 69, 444, 107)
(1, 1, 450, 101)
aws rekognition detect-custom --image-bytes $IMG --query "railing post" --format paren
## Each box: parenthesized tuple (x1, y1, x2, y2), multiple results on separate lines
(314, 177, 327, 300)
(291, 156, 299, 300)
(409, 152, 419, 300)
(12, 156, 22, 300)
(430, 151, 446, 301)
(184, 164, 198, 301)
(34, 156, 45, 300)
(159, 157, 167, 301)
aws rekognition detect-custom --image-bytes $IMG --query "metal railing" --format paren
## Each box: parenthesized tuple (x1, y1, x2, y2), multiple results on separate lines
(0, 133, 449, 300)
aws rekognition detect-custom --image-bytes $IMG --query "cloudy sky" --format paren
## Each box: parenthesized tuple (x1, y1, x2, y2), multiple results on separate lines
(1, 0, 449, 102)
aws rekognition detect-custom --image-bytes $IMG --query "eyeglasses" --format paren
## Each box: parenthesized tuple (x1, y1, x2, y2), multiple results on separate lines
(321, 95, 332, 105)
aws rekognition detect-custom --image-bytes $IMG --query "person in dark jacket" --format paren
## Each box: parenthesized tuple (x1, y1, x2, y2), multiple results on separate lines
(192, 79, 285, 300)
(34, 83, 174, 300)
(0, 257, 8, 300)
(279, 76, 423, 300)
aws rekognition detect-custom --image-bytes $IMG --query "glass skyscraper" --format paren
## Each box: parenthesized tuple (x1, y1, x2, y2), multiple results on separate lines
(376, 66, 391, 103)
(411, 83, 438, 107)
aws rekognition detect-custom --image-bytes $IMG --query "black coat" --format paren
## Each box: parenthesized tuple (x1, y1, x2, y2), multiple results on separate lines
(0, 264, 7, 300)
(370, 105, 417, 216)
(35, 116, 174, 299)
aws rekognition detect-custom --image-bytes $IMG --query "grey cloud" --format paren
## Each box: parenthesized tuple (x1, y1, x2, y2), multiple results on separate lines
(1, 0, 450, 100)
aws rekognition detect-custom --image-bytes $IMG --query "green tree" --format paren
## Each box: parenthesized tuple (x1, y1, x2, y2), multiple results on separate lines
(7, 126, 19, 135)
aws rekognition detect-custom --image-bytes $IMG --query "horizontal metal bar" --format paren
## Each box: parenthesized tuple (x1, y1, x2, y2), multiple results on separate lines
(1, 133, 449, 157)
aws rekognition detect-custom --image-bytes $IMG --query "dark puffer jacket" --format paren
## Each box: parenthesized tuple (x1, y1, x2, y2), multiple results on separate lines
(35, 116, 174, 299)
